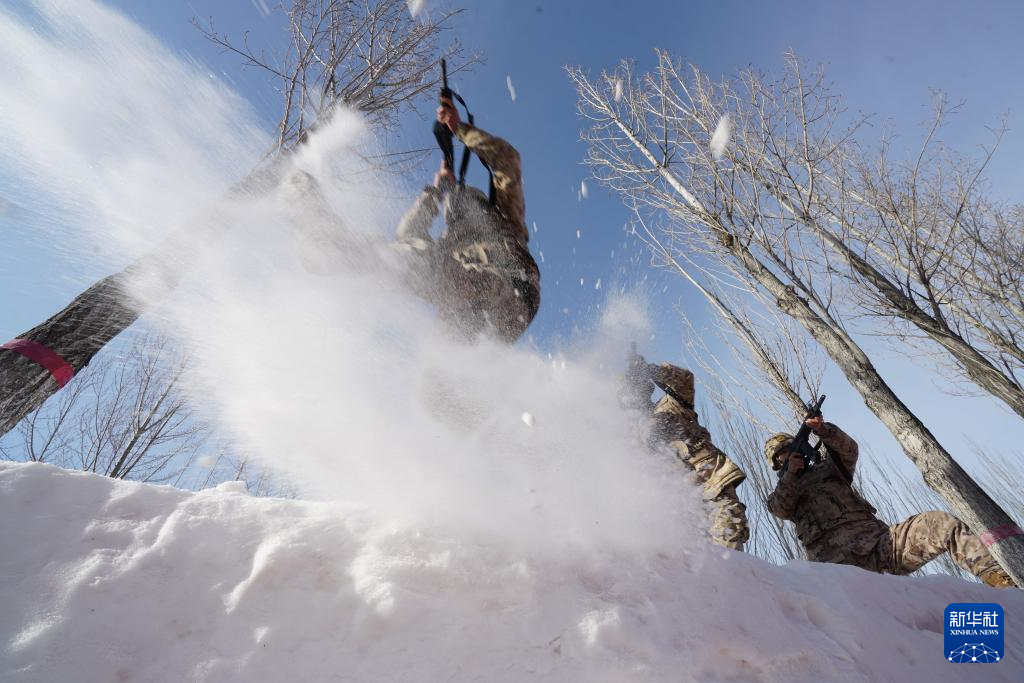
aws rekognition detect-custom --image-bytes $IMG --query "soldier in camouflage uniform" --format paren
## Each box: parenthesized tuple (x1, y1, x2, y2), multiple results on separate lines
(283, 98, 539, 344)
(622, 355, 749, 551)
(766, 418, 1015, 588)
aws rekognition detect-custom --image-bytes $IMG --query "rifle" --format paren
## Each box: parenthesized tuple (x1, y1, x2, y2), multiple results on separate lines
(433, 59, 456, 183)
(777, 395, 826, 479)
(432, 59, 494, 203)
(433, 59, 475, 191)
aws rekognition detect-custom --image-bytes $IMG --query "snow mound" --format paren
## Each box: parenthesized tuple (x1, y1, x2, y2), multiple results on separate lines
(2, 462, 1021, 682)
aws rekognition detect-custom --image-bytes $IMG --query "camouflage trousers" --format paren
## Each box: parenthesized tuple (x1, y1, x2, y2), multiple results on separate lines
(863, 511, 1013, 586)
(707, 485, 749, 552)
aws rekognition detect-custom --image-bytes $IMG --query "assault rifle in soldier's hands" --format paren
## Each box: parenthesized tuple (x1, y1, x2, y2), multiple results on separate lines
(433, 59, 456, 180)
(432, 59, 476, 194)
(778, 394, 826, 479)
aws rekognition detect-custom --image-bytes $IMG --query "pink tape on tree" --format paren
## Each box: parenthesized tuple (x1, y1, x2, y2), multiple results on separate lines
(980, 524, 1024, 546)
(1, 338, 75, 388)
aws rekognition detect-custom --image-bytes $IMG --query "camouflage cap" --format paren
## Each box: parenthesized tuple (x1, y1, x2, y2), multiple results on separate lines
(764, 432, 794, 468)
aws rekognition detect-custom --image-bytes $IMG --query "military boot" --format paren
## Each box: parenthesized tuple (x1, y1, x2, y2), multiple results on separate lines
(979, 566, 1017, 589)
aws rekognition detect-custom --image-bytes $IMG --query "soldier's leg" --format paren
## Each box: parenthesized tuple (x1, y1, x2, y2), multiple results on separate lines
(487, 277, 538, 343)
(890, 511, 1014, 586)
(707, 486, 749, 551)
(432, 267, 535, 343)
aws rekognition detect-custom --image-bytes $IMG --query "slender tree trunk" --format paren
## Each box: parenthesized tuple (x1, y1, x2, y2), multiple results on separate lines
(831, 226, 1024, 417)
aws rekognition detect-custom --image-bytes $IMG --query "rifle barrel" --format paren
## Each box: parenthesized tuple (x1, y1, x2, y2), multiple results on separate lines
(439, 59, 450, 99)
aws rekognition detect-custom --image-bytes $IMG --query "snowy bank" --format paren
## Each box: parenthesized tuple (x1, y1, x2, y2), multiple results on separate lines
(2, 461, 1021, 682)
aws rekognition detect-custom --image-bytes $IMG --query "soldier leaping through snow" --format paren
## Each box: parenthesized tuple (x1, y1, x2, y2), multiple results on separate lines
(282, 65, 540, 344)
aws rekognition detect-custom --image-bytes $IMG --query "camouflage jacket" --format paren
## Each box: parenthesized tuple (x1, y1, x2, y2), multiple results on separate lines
(648, 364, 746, 499)
(398, 123, 531, 260)
(766, 423, 888, 563)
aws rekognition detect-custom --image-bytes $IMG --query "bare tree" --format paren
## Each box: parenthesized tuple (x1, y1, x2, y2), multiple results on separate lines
(1, 0, 470, 439)
(838, 98, 1024, 414)
(569, 53, 1024, 584)
(195, 0, 473, 154)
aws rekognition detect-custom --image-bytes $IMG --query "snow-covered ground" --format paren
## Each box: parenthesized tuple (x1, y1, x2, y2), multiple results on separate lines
(2, 461, 1020, 682)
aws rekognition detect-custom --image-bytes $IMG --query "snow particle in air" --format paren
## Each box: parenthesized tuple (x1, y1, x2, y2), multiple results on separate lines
(710, 113, 733, 160)
(406, 0, 425, 18)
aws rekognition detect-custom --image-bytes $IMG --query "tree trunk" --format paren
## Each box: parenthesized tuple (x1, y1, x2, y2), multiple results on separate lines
(0, 251, 178, 439)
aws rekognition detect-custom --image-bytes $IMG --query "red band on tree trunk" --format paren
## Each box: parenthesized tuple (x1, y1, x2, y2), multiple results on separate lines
(1, 338, 75, 388)
(980, 524, 1024, 546)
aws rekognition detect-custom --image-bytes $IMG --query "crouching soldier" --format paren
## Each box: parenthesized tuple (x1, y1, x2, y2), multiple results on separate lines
(621, 353, 749, 551)
(766, 416, 1015, 588)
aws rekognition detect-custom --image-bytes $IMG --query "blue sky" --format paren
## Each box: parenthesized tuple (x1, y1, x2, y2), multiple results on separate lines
(3, 0, 1024, 487)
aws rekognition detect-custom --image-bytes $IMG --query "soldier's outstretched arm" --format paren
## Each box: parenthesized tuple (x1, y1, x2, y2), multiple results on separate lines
(455, 123, 527, 241)
(396, 186, 441, 245)
(767, 473, 799, 520)
(816, 422, 859, 477)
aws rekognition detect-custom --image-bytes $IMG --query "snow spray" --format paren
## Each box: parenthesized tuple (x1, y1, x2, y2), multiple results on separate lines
(0, 0, 703, 555)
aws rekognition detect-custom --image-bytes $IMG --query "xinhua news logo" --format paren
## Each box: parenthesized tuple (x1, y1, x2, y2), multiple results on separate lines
(944, 603, 1004, 663)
